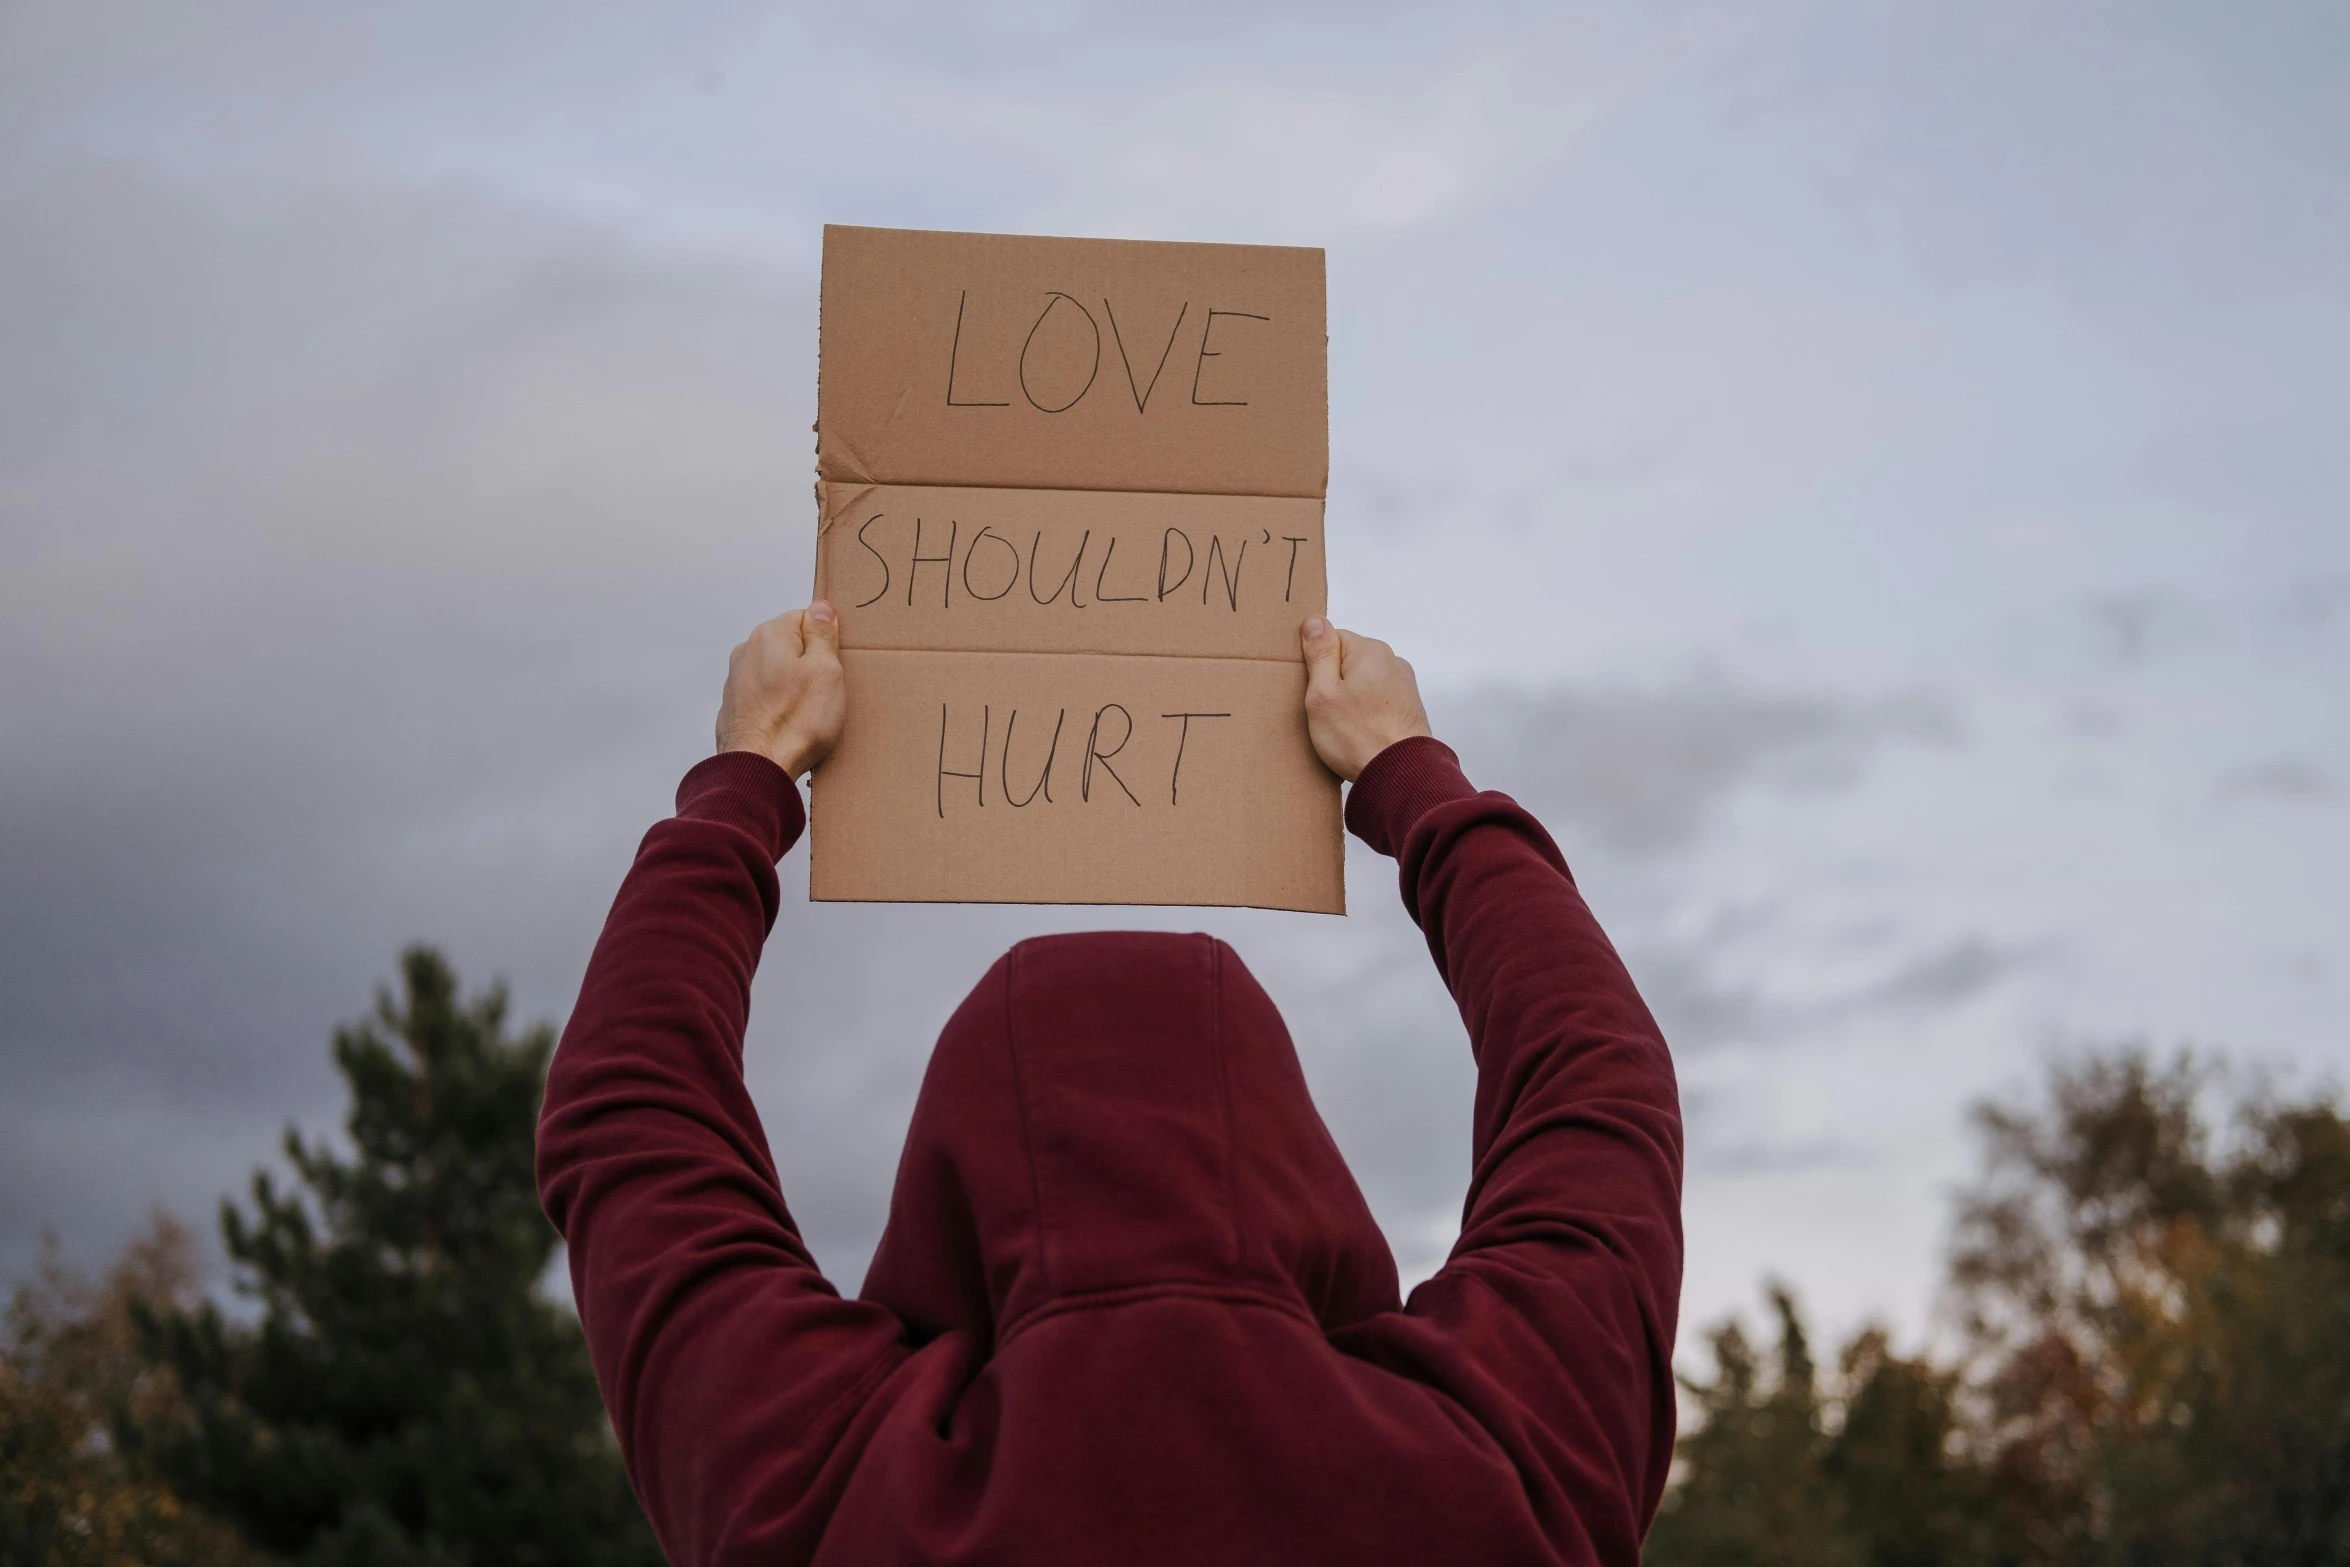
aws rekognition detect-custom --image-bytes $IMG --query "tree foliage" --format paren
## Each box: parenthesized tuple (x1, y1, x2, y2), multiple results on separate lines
(1952, 1051, 2350, 1564)
(118, 946, 663, 1567)
(1649, 1048, 2350, 1566)
(1645, 1287, 2016, 1567)
(2, 1215, 261, 1567)
(14, 972, 2343, 1565)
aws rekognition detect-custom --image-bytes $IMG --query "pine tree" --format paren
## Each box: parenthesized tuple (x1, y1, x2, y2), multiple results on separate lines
(1643, 1286, 1870, 1567)
(124, 947, 664, 1567)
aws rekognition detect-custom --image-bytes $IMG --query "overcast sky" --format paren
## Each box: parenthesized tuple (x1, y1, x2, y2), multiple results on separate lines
(4, 0, 2346, 1358)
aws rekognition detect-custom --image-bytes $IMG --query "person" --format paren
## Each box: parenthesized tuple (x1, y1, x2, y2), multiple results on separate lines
(537, 599, 1683, 1567)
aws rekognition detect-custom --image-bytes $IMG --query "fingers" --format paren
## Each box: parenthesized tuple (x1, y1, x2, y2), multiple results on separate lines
(716, 602, 850, 774)
(1301, 614, 1342, 692)
(803, 599, 840, 657)
(746, 601, 839, 661)
(1302, 618, 1404, 694)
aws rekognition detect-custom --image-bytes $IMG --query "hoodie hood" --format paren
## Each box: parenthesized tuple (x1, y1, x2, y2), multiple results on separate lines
(860, 932, 1400, 1353)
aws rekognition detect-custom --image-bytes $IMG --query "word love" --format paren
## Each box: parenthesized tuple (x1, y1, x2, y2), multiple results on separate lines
(854, 515, 1312, 613)
(946, 291, 1271, 414)
(935, 703, 1230, 817)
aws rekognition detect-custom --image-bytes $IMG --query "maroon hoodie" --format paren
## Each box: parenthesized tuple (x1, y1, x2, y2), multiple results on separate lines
(538, 737, 1682, 1566)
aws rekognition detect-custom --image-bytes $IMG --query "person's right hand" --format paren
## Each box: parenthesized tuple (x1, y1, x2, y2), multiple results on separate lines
(715, 601, 846, 779)
(1300, 615, 1434, 782)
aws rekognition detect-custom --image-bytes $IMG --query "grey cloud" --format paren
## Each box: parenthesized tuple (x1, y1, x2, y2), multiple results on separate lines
(1689, 1135, 1882, 1178)
(1652, 935, 2026, 1181)
(2216, 758, 2338, 803)
(1612, 929, 2026, 1062)
(1434, 679, 1952, 859)
(2282, 574, 2350, 629)
(1614, 943, 1778, 1055)
(1680, 1086, 1885, 1179)
(1342, 467, 1460, 545)
(2086, 590, 2209, 668)
(0, 163, 821, 1282)
(12, 0, 2341, 1354)
(0, 155, 1466, 1292)
(1858, 937, 2031, 1013)
(0, 149, 1987, 1291)
(2063, 702, 2127, 739)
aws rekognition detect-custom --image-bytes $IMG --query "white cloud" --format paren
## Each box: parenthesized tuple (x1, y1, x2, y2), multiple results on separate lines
(1100, 68, 1592, 241)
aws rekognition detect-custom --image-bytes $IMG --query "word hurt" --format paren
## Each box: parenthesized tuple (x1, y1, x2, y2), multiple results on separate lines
(936, 704, 1231, 816)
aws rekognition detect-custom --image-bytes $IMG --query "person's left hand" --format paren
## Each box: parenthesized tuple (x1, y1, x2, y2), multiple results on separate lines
(715, 601, 846, 779)
(1299, 615, 1432, 781)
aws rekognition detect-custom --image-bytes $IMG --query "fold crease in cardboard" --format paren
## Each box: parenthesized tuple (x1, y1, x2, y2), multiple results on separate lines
(810, 224, 1340, 912)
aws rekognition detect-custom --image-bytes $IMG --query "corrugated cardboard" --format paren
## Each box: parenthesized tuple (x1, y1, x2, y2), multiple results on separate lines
(814, 484, 1324, 661)
(810, 224, 1339, 912)
(818, 225, 1326, 498)
(812, 650, 1340, 909)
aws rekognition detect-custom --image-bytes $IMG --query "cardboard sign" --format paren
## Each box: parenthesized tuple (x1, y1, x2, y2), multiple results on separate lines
(808, 225, 1341, 911)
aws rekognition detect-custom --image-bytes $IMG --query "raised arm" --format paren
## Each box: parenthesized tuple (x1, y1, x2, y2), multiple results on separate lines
(536, 604, 906, 1567)
(1301, 618, 1683, 1567)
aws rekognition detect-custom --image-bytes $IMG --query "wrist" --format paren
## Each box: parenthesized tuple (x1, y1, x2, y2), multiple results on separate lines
(1343, 735, 1471, 857)
(676, 751, 806, 861)
(719, 723, 827, 780)
(1348, 721, 1432, 781)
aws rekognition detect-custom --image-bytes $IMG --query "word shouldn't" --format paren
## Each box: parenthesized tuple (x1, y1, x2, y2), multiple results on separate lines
(936, 704, 1231, 816)
(854, 516, 1311, 613)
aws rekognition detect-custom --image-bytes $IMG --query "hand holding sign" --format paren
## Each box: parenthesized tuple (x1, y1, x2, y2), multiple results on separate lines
(1299, 616, 1433, 783)
(722, 602, 1433, 796)
(718, 601, 847, 780)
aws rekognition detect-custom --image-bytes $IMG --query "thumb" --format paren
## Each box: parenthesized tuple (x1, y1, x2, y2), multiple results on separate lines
(1300, 615, 1341, 691)
(803, 598, 841, 655)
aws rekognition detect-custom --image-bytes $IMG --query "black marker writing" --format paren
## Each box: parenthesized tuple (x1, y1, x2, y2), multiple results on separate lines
(1019, 293, 1101, 414)
(854, 514, 891, 608)
(962, 525, 1019, 601)
(1160, 712, 1231, 805)
(1104, 299, 1188, 413)
(908, 516, 957, 608)
(1191, 309, 1270, 406)
(1001, 707, 1066, 807)
(1093, 534, 1147, 603)
(938, 703, 989, 817)
(1028, 528, 1091, 608)
(945, 291, 1010, 407)
(1158, 527, 1194, 601)
(1283, 535, 1309, 602)
(1082, 704, 1140, 806)
(1202, 534, 1246, 611)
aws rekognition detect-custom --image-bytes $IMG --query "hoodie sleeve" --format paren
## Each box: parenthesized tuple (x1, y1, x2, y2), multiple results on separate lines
(536, 752, 908, 1567)
(1341, 737, 1683, 1566)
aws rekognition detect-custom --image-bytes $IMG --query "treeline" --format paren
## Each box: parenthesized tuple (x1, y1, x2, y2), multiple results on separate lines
(1647, 1052, 2350, 1566)
(1, 949, 660, 1567)
(5, 952, 2346, 1564)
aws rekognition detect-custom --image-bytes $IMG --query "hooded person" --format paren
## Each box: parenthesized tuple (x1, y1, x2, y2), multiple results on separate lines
(537, 604, 1684, 1566)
